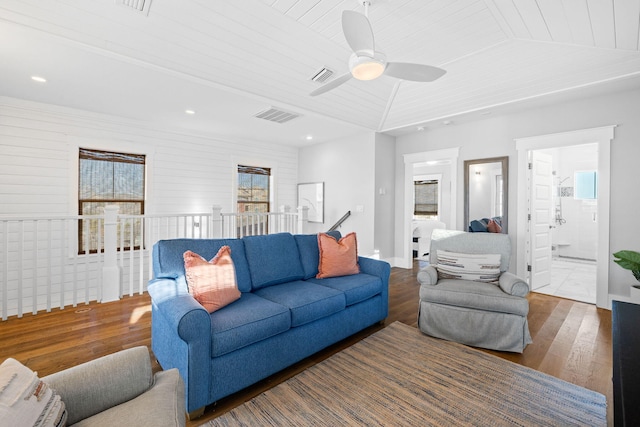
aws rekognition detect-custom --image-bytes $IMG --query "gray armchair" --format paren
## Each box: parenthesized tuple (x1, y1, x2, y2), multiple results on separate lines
(417, 229, 532, 353)
(43, 346, 185, 427)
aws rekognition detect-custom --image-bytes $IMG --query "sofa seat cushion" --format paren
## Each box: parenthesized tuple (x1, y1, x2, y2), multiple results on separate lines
(308, 273, 382, 306)
(254, 281, 346, 327)
(420, 279, 529, 317)
(210, 293, 291, 357)
(243, 233, 305, 289)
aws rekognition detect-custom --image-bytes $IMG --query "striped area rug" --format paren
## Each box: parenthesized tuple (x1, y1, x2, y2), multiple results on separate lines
(207, 322, 606, 426)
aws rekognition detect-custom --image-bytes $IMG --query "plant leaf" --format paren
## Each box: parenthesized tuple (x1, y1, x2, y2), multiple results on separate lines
(613, 251, 640, 270)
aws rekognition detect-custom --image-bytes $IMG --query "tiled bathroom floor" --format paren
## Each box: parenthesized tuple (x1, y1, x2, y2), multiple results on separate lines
(533, 258, 597, 304)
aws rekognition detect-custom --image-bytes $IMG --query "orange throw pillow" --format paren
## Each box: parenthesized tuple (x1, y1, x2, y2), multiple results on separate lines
(316, 232, 360, 279)
(183, 246, 241, 313)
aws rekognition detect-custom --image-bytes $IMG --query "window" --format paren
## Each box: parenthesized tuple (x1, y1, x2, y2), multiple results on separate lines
(414, 179, 439, 218)
(237, 165, 271, 235)
(575, 171, 597, 199)
(237, 165, 271, 214)
(78, 148, 145, 254)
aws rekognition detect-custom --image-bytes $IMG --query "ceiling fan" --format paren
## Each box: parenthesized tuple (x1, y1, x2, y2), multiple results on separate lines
(310, 1, 446, 96)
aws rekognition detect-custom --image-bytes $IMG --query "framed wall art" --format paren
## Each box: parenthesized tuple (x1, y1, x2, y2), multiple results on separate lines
(297, 182, 324, 223)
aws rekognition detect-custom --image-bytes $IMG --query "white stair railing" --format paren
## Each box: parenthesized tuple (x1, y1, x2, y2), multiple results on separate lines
(0, 205, 308, 320)
(215, 205, 308, 238)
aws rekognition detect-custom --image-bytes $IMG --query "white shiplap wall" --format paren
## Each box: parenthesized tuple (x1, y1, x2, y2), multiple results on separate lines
(0, 96, 299, 317)
(0, 97, 299, 215)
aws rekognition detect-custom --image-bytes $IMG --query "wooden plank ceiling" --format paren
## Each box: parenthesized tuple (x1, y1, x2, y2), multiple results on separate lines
(0, 0, 638, 140)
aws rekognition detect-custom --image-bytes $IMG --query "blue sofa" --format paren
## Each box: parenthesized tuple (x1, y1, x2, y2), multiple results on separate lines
(147, 232, 390, 417)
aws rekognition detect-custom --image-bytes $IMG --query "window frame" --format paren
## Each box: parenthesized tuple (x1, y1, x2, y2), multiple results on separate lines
(78, 148, 146, 255)
(236, 164, 272, 236)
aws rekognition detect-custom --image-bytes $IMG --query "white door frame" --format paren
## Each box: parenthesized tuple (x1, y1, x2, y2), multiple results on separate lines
(401, 147, 459, 269)
(515, 125, 616, 308)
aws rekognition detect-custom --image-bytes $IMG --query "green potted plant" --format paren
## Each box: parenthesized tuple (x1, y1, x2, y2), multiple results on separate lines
(613, 250, 640, 303)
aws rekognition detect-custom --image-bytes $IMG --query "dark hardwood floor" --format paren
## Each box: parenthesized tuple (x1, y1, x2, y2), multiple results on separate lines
(0, 261, 613, 425)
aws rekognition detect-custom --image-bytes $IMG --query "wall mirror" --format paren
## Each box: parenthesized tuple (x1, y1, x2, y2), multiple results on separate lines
(464, 156, 508, 233)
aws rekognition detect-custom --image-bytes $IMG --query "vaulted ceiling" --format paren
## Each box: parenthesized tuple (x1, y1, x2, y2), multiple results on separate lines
(1, 0, 639, 146)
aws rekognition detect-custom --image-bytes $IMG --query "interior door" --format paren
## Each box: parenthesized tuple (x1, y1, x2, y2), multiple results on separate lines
(530, 151, 553, 290)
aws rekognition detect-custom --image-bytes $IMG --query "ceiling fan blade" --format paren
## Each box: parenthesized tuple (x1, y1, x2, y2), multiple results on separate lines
(342, 10, 375, 55)
(384, 62, 446, 82)
(309, 72, 353, 96)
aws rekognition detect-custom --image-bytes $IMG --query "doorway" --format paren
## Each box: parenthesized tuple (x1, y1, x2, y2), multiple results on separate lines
(401, 148, 459, 269)
(529, 144, 598, 304)
(515, 126, 615, 308)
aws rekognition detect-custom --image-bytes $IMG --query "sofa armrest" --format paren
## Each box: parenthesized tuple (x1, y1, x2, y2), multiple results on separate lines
(148, 278, 211, 343)
(358, 256, 390, 282)
(42, 346, 153, 426)
(498, 272, 530, 297)
(358, 256, 391, 319)
(148, 278, 212, 414)
(417, 265, 438, 286)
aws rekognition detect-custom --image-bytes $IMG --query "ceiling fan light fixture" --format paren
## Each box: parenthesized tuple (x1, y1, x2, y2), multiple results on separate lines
(349, 53, 385, 81)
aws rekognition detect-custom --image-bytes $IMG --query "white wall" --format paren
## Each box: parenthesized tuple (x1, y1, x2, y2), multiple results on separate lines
(0, 97, 299, 216)
(374, 133, 396, 260)
(298, 132, 377, 257)
(395, 87, 640, 299)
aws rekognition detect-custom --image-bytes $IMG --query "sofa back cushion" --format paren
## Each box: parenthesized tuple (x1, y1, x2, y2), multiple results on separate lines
(153, 238, 252, 292)
(294, 231, 341, 279)
(243, 233, 305, 290)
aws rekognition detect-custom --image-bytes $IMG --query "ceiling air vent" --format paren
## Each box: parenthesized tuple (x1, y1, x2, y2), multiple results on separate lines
(310, 67, 335, 83)
(253, 107, 300, 124)
(116, 0, 152, 15)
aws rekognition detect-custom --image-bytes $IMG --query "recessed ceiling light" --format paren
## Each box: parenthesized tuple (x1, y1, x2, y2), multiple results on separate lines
(306, 135, 313, 140)
(185, 109, 195, 115)
(31, 76, 46, 83)
(417, 126, 425, 131)
(442, 120, 452, 125)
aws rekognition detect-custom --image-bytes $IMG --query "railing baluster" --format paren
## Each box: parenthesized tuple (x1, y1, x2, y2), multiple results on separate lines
(129, 217, 135, 296)
(148, 217, 155, 282)
(72, 220, 79, 308)
(119, 215, 124, 274)
(83, 219, 90, 305)
(139, 218, 144, 294)
(33, 220, 38, 315)
(60, 219, 67, 310)
(46, 220, 52, 312)
(97, 217, 103, 303)
(18, 221, 24, 318)
(2, 221, 8, 321)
